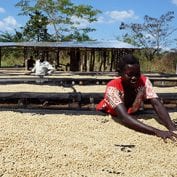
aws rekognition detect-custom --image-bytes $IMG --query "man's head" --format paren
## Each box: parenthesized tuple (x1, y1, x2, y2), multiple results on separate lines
(118, 54, 141, 85)
(40, 58, 44, 63)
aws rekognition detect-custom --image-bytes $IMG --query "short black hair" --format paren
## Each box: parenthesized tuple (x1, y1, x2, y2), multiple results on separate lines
(118, 54, 140, 73)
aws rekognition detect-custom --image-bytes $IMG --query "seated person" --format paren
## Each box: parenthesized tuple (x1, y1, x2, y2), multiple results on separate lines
(31, 58, 55, 76)
(26, 56, 35, 71)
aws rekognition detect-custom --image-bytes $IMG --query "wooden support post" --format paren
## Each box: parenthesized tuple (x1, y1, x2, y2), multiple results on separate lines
(89, 97, 95, 110)
(0, 47, 1, 67)
(24, 47, 28, 70)
(56, 48, 60, 68)
(70, 48, 80, 71)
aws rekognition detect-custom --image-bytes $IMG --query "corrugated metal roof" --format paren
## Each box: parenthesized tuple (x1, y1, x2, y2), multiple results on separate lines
(0, 40, 139, 49)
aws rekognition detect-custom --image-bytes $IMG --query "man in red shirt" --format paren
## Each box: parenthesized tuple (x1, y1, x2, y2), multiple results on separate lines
(96, 54, 177, 141)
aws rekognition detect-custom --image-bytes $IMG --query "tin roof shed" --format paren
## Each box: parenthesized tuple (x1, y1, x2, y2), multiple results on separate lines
(0, 40, 138, 49)
(0, 40, 140, 71)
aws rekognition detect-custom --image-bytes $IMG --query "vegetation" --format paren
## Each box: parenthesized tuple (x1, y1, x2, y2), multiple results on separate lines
(22, 10, 52, 41)
(133, 50, 177, 73)
(119, 11, 177, 60)
(15, 0, 101, 41)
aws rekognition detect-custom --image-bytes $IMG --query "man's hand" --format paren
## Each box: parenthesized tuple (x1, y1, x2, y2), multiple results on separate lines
(155, 129, 177, 142)
(25, 71, 32, 75)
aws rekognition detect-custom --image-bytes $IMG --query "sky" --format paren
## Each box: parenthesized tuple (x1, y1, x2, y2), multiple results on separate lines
(0, 0, 177, 45)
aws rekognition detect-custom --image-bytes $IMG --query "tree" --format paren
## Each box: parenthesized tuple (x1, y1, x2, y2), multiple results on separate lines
(22, 10, 52, 41)
(15, 0, 101, 41)
(119, 11, 177, 60)
(0, 30, 23, 42)
(0, 30, 25, 67)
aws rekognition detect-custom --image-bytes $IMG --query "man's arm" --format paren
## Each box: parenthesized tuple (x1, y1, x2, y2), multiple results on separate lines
(31, 63, 36, 73)
(46, 62, 55, 74)
(115, 103, 177, 140)
(150, 98, 176, 131)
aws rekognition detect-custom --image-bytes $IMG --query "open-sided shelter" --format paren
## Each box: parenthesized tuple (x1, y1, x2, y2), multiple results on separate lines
(0, 40, 139, 72)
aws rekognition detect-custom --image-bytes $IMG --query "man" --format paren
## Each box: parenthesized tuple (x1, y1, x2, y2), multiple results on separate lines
(32, 58, 55, 76)
(96, 54, 177, 141)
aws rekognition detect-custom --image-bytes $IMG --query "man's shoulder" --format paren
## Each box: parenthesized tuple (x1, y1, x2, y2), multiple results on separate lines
(107, 77, 122, 87)
(140, 74, 148, 81)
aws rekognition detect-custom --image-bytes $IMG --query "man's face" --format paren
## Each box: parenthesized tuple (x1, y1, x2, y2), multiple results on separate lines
(122, 64, 141, 86)
(40, 58, 44, 62)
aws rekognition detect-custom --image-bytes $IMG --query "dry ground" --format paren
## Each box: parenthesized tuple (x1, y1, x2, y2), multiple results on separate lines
(0, 109, 177, 177)
(0, 83, 176, 93)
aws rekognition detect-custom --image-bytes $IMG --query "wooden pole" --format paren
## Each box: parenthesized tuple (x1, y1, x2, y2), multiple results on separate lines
(0, 47, 1, 67)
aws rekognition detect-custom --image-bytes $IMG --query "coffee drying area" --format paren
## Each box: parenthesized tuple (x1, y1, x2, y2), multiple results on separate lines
(0, 42, 177, 176)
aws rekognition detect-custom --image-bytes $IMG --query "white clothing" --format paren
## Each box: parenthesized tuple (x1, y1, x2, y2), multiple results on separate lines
(32, 60, 55, 76)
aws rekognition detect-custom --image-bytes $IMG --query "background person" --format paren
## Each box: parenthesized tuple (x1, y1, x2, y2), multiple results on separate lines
(31, 57, 55, 76)
(26, 56, 35, 71)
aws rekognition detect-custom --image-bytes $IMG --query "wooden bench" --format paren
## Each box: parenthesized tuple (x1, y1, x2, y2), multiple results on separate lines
(0, 76, 177, 86)
(0, 91, 176, 110)
(0, 77, 110, 85)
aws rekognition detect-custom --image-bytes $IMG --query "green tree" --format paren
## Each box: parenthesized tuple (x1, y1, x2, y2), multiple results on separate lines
(0, 30, 24, 67)
(0, 30, 23, 42)
(15, 0, 101, 41)
(119, 11, 177, 60)
(22, 10, 52, 41)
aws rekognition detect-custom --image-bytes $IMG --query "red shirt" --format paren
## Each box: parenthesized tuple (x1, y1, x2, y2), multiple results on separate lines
(96, 75, 158, 116)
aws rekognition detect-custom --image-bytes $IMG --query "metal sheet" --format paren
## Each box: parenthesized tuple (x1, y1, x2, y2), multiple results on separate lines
(0, 40, 139, 49)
